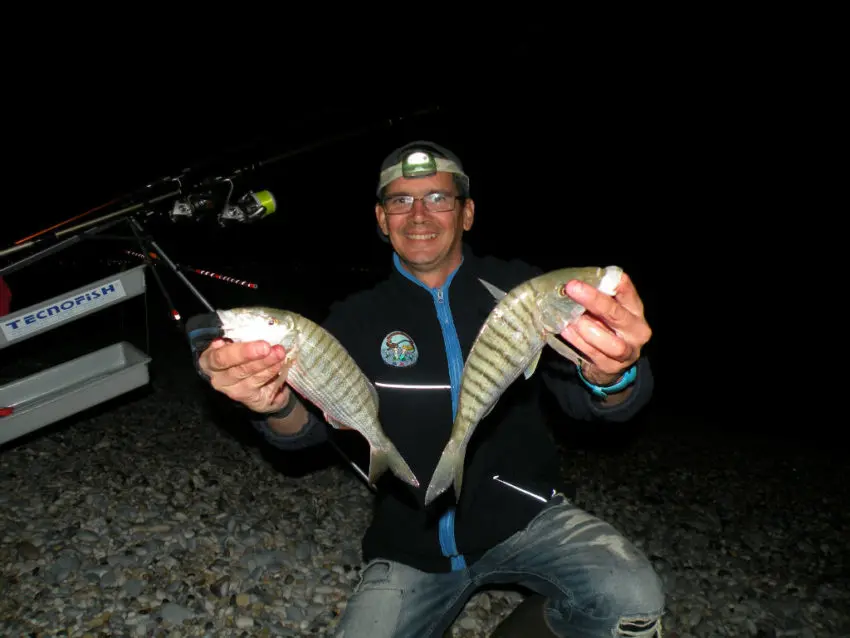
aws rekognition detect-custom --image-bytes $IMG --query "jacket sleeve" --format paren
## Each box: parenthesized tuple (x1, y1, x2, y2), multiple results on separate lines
(248, 411, 330, 450)
(539, 353, 654, 423)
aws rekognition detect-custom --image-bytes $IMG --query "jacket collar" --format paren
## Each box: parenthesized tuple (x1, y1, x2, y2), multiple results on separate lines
(390, 243, 475, 293)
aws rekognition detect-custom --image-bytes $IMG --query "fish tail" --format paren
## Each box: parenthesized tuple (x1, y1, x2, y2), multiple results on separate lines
(424, 438, 466, 506)
(368, 443, 420, 490)
(453, 455, 465, 503)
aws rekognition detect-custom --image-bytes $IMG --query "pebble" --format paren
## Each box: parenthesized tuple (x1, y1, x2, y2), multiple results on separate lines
(0, 353, 847, 637)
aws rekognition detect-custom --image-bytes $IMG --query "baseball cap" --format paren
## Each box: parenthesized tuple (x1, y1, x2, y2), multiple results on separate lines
(376, 140, 470, 198)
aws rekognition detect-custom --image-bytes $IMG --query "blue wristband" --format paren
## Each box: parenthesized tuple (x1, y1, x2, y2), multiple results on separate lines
(577, 363, 637, 398)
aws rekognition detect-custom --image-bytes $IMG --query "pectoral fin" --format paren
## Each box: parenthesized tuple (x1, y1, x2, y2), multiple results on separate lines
(545, 334, 590, 367)
(479, 278, 508, 300)
(524, 350, 543, 379)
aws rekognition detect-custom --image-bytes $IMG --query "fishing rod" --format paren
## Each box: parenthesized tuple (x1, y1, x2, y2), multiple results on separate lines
(123, 250, 259, 290)
(13, 196, 123, 246)
(0, 189, 182, 262)
(0, 105, 449, 491)
(3, 103, 445, 261)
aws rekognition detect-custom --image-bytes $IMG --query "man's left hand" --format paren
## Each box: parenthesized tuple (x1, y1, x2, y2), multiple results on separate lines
(561, 272, 652, 386)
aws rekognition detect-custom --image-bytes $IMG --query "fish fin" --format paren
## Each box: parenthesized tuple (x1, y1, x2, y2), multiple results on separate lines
(368, 443, 420, 489)
(454, 459, 465, 504)
(424, 438, 464, 506)
(367, 446, 389, 487)
(478, 278, 508, 300)
(367, 379, 380, 409)
(523, 350, 543, 379)
(545, 334, 590, 367)
(482, 399, 498, 419)
(539, 299, 585, 334)
(323, 412, 350, 431)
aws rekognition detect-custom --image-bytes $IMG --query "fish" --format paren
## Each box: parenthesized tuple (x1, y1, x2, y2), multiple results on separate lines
(216, 306, 420, 490)
(423, 266, 623, 506)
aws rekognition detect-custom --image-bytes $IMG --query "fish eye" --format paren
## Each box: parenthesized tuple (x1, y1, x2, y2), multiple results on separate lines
(267, 319, 276, 326)
(558, 284, 569, 296)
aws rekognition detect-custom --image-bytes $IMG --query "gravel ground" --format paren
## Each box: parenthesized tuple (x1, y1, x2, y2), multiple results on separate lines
(1, 357, 847, 637)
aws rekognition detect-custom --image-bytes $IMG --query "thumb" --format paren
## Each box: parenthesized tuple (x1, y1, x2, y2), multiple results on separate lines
(263, 377, 293, 411)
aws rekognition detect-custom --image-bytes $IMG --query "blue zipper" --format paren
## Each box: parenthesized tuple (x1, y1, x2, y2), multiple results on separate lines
(393, 253, 467, 570)
(433, 286, 464, 418)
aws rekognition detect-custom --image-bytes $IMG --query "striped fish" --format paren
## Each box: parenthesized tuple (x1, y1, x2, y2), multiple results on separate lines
(216, 307, 419, 489)
(423, 266, 623, 506)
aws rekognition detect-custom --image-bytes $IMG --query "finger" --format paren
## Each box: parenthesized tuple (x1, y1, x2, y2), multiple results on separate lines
(562, 323, 629, 376)
(566, 279, 638, 333)
(208, 343, 287, 384)
(209, 355, 286, 395)
(611, 272, 645, 316)
(197, 339, 227, 377)
(205, 340, 276, 371)
(225, 358, 292, 400)
(241, 358, 291, 391)
(259, 373, 292, 407)
(229, 364, 290, 409)
(569, 315, 635, 364)
(196, 338, 228, 367)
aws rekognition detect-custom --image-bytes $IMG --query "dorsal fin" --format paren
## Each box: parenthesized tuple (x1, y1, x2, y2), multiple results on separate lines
(479, 278, 507, 300)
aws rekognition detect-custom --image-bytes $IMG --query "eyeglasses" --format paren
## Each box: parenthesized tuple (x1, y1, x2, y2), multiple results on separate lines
(381, 192, 460, 215)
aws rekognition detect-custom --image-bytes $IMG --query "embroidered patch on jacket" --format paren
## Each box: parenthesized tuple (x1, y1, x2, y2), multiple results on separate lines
(381, 331, 418, 367)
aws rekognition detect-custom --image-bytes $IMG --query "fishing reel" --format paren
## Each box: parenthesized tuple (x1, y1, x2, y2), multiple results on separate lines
(167, 189, 276, 227)
(169, 194, 217, 222)
(218, 190, 277, 226)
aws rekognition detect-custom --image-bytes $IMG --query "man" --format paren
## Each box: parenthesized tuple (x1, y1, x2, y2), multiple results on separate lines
(189, 141, 664, 637)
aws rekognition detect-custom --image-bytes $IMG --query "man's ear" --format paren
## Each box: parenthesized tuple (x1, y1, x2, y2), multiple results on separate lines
(375, 203, 389, 236)
(462, 198, 475, 231)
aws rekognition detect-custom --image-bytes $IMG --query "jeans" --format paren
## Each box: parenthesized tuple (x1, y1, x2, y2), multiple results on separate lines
(333, 495, 665, 637)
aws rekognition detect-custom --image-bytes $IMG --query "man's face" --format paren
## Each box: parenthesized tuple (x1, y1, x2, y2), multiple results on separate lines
(375, 171, 474, 273)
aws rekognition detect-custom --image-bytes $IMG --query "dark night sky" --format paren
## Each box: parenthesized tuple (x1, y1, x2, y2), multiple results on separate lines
(4, 30, 804, 436)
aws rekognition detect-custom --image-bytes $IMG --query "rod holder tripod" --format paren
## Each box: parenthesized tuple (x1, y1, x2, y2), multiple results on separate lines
(1, 210, 374, 491)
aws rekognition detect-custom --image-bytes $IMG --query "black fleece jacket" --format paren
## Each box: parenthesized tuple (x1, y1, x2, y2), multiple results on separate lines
(192, 245, 654, 573)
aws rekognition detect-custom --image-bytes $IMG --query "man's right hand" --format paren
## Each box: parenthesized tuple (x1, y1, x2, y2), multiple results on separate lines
(198, 338, 292, 414)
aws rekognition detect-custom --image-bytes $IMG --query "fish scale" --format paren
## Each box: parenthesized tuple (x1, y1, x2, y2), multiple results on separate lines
(216, 306, 420, 490)
(290, 322, 373, 427)
(456, 283, 545, 424)
(424, 266, 622, 506)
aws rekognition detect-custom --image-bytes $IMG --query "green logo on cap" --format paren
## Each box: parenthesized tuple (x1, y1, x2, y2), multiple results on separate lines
(402, 151, 437, 178)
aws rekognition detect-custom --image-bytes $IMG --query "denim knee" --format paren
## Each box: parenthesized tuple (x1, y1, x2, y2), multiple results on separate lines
(607, 558, 665, 624)
(546, 552, 665, 635)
